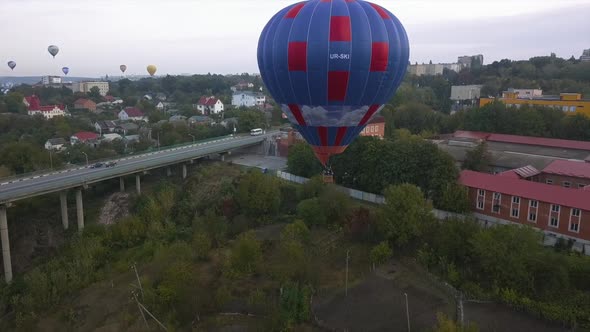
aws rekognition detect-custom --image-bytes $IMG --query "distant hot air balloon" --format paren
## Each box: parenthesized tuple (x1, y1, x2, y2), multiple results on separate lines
(7, 61, 16, 70)
(48, 45, 59, 58)
(146, 65, 157, 77)
(258, 0, 409, 166)
(120, 65, 127, 73)
(62, 67, 69, 75)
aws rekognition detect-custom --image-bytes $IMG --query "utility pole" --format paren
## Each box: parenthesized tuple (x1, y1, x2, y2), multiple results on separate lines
(405, 293, 411, 332)
(188, 134, 195, 143)
(345, 250, 350, 297)
(49, 150, 54, 170)
(81, 151, 88, 166)
(132, 263, 144, 299)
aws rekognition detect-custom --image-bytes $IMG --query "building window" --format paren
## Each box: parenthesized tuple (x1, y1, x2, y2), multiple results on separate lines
(563, 181, 571, 188)
(528, 213, 537, 222)
(551, 204, 560, 213)
(578, 184, 587, 189)
(572, 208, 581, 217)
(550, 216, 559, 228)
(512, 196, 520, 204)
(476, 189, 485, 210)
(530, 200, 538, 208)
(511, 208, 519, 218)
(570, 222, 579, 232)
(492, 192, 501, 214)
(546, 179, 553, 185)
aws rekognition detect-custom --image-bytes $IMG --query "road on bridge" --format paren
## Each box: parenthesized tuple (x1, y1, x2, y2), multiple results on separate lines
(0, 132, 276, 204)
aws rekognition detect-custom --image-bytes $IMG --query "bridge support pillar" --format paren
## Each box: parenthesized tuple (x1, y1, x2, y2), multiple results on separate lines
(167, 167, 172, 177)
(120, 177, 125, 192)
(75, 189, 84, 232)
(221, 154, 225, 162)
(0, 205, 12, 283)
(60, 191, 69, 230)
(135, 175, 141, 195)
(182, 164, 187, 179)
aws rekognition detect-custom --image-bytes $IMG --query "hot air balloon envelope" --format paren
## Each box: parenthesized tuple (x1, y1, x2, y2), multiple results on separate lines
(257, 0, 409, 165)
(62, 67, 69, 75)
(120, 65, 127, 73)
(7, 61, 16, 70)
(147, 65, 157, 76)
(48, 45, 59, 58)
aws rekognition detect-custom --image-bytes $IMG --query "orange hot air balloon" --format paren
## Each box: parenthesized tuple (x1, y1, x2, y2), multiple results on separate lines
(146, 65, 157, 77)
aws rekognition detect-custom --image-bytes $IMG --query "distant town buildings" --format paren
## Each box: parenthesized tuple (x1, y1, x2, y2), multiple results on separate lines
(71, 131, 99, 145)
(232, 92, 266, 107)
(504, 88, 543, 99)
(118, 107, 147, 122)
(74, 98, 97, 112)
(24, 95, 67, 119)
(70, 81, 110, 96)
(41, 76, 62, 85)
(580, 49, 590, 62)
(480, 91, 590, 117)
(359, 116, 385, 139)
(44, 138, 67, 151)
(451, 85, 483, 101)
(408, 55, 484, 76)
(196, 96, 224, 115)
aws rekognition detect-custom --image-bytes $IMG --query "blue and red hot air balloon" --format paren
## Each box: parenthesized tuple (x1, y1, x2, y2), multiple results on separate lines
(258, 0, 409, 166)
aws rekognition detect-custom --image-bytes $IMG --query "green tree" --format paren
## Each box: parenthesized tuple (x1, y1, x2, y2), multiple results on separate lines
(192, 231, 212, 260)
(237, 109, 266, 132)
(296, 198, 326, 227)
(228, 231, 262, 276)
(236, 171, 281, 222)
(462, 142, 491, 172)
(88, 86, 102, 102)
(379, 184, 433, 246)
(432, 312, 479, 332)
(280, 220, 311, 244)
(287, 143, 323, 178)
(436, 183, 471, 213)
(370, 241, 393, 268)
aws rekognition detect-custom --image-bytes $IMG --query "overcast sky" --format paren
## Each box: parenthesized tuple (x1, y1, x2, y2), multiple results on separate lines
(1, 0, 589, 77)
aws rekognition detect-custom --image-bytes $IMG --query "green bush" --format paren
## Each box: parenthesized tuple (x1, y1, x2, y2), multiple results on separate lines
(370, 241, 392, 267)
(296, 198, 326, 227)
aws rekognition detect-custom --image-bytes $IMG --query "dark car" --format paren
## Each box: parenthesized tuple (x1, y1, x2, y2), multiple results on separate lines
(105, 161, 117, 168)
(90, 162, 104, 169)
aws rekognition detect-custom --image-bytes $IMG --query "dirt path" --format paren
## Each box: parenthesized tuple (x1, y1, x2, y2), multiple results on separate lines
(98, 193, 130, 225)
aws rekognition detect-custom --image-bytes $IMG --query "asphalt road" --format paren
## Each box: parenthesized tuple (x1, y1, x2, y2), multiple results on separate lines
(0, 132, 275, 204)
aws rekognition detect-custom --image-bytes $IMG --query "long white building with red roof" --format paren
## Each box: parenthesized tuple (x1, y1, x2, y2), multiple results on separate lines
(24, 95, 67, 119)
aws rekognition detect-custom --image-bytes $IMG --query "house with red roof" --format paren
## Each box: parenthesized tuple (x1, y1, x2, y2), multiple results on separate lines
(196, 96, 224, 115)
(460, 170, 590, 248)
(23, 95, 67, 119)
(118, 107, 147, 122)
(70, 131, 99, 145)
(537, 160, 590, 189)
(74, 98, 97, 112)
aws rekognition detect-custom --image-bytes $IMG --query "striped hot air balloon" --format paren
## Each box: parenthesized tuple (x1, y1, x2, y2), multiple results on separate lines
(257, 0, 409, 166)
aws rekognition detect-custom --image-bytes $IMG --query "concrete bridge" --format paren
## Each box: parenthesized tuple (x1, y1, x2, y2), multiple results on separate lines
(0, 132, 276, 282)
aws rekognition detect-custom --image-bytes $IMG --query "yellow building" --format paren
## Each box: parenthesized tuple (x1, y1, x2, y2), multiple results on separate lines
(479, 92, 590, 117)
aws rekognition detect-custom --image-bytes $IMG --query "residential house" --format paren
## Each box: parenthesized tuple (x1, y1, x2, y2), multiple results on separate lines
(188, 115, 213, 126)
(94, 120, 118, 135)
(24, 95, 67, 119)
(74, 98, 97, 112)
(115, 122, 139, 136)
(232, 92, 266, 107)
(70, 81, 110, 96)
(533, 160, 590, 189)
(360, 116, 386, 139)
(156, 102, 165, 111)
(156, 93, 167, 101)
(196, 96, 224, 115)
(460, 170, 590, 250)
(169, 115, 187, 122)
(231, 82, 254, 92)
(44, 138, 67, 151)
(101, 133, 123, 142)
(118, 107, 147, 122)
(71, 131, 99, 145)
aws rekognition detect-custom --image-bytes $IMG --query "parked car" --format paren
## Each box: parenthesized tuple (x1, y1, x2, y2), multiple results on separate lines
(105, 161, 117, 168)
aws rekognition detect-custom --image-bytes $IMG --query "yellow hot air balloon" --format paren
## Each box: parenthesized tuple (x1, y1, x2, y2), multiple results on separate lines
(146, 65, 157, 77)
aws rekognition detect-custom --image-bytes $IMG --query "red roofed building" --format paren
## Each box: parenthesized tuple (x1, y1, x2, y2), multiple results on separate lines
(538, 160, 590, 189)
(460, 170, 590, 246)
(453, 130, 590, 152)
(196, 96, 224, 115)
(118, 107, 147, 122)
(74, 98, 97, 112)
(360, 116, 386, 139)
(71, 131, 99, 145)
(23, 95, 67, 119)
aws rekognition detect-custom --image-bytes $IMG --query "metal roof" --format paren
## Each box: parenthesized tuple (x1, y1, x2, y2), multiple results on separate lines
(542, 159, 590, 180)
